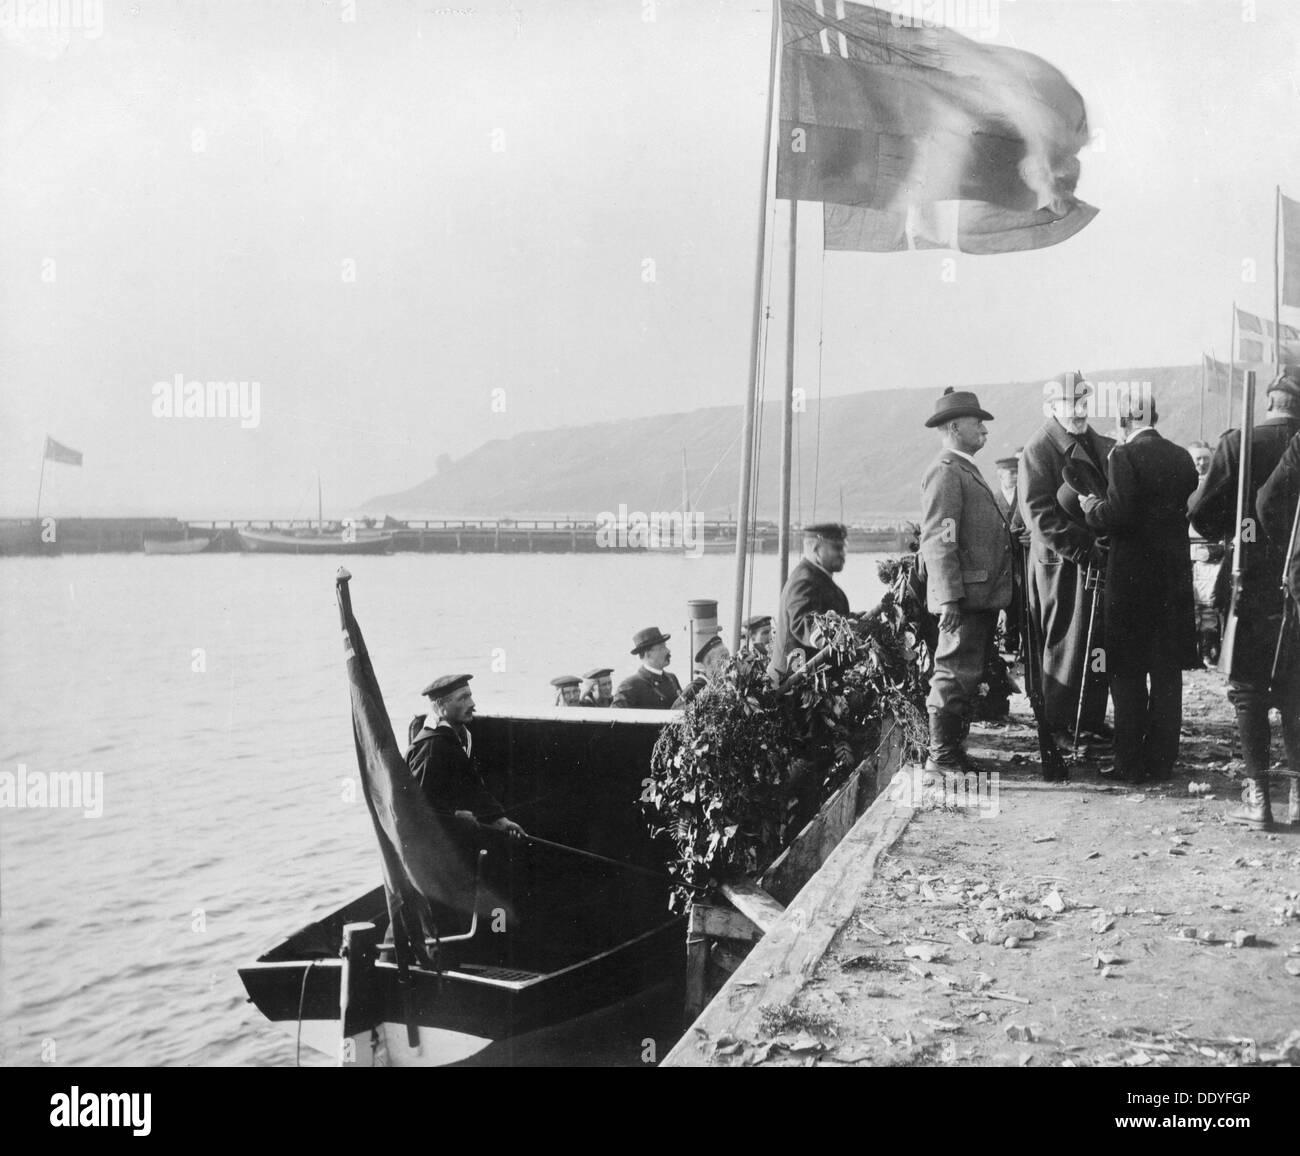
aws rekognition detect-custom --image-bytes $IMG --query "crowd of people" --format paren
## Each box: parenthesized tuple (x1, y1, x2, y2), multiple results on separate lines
(405, 366, 1300, 839)
(919, 368, 1300, 833)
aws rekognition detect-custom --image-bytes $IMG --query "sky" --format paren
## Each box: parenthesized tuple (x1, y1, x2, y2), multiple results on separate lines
(2, 0, 1299, 517)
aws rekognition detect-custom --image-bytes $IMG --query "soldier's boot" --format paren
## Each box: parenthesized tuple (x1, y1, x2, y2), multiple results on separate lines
(1229, 705, 1274, 830)
(954, 714, 993, 775)
(924, 710, 964, 773)
(1227, 776, 1274, 831)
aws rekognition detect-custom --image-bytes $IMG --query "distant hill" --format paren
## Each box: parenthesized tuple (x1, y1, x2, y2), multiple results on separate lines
(364, 365, 1248, 522)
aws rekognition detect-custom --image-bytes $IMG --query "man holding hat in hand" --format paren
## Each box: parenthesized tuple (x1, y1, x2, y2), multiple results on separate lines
(612, 627, 682, 709)
(771, 523, 852, 677)
(919, 388, 1014, 772)
(407, 674, 525, 836)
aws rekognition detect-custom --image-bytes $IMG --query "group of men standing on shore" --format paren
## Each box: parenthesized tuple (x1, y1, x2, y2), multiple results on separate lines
(918, 367, 1300, 831)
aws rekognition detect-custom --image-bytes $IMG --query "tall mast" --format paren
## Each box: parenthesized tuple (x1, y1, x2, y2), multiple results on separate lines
(730, 0, 782, 651)
(778, 200, 797, 591)
(318, 472, 323, 532)
(1275, 185, 1284, 367)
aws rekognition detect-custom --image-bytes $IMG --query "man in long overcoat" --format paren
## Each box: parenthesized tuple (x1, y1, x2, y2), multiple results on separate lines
(918, 389, 1014, 770)
(1080, 395, 1198, 781)
(1190, 367, 1300, 829)
(1018, 372, 1116, 744)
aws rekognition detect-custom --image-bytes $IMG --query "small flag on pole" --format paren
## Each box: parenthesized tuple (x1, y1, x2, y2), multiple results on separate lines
(1204, 354, 1230, 395)
(1282, 192, 1300, 309)
(44, 436, 82, 466)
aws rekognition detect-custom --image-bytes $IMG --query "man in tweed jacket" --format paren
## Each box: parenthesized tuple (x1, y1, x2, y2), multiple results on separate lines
(919, 389, 1014, 771)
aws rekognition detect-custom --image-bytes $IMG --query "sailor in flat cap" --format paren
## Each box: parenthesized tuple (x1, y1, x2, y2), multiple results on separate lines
(673, 634, 731, 707)
(406, 674, 525, 836)
(611, 627, 682, 709)
(919, 388, 1014, 772)
(1193, 365, 1300, 829)
(550, 675, 581, 706)
(578, 667, 613, 707)
(771, 522, 852, 677)
(1018, 371, 1116, 747)
(742, 614, 773, 657)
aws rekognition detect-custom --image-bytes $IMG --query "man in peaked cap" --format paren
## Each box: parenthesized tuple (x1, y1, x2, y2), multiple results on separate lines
(550, 675, 581, 706)
(1018, 371, 1117, 747)
(673, 634, 731, 707)
(771, 522, 852, 677)
(919, 388, 1014, 772)
(742, 614, 774, 657)
(611, 627, 682, 709)
(406, 674, 525, 836)
(1193, 364, 1300, 829)
(578, 667, 613, 707)
(992, 449, 1025, 656)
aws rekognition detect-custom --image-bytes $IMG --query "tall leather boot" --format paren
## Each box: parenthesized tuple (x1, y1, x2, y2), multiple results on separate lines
(1279, 710, 1300, 826)
(1228, 704, 1274, 830)
(954, 714, 990, 774)
(925, 709, 963, 772)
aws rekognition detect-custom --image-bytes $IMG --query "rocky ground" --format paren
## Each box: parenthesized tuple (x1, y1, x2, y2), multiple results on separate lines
(750, 671, 1300, 1067)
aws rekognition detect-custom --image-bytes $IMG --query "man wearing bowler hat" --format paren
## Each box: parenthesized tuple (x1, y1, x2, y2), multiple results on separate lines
(1018, 371, 1117, 747)
(771, 523, 852, 677)
(612, 627, 682, 709)
(407, 674, 526, 836)
(918, 388, 1014, 772)
(578, 667, 613, 707)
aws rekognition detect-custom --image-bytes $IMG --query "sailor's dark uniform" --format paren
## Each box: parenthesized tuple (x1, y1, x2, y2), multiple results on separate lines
(406, 722, 505, 823)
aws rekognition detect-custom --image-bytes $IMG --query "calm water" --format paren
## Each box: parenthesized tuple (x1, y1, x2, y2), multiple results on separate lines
(0, 551, 888, 1067)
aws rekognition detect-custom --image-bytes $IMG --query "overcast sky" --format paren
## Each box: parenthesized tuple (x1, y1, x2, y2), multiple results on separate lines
(2, 0, 1299, 517)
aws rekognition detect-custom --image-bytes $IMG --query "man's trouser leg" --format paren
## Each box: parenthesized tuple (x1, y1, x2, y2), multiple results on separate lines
(927, 611, 996, 769)
(1144, 655, 1183, 778)
(1109, 669, 1147, 780)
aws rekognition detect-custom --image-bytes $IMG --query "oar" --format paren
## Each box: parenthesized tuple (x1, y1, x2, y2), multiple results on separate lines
(521, 833, 676, 884)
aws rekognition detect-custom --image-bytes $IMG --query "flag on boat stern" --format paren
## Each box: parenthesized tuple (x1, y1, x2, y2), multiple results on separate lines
(335, 569, 498, 968)
(44, 436, 82, 465)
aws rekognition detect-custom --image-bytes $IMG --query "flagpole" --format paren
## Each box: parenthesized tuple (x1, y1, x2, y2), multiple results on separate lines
(778, 199, 797, 592)
(1199, 356, 1205, 441)
(1228, 301, 1237, 431)
(731, 0, 781, 653)
(35, 440, 47, 520)
(1276, 184, 1284, 367)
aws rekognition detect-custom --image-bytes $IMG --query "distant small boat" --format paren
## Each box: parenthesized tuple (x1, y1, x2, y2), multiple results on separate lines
(237, 529, 395, 555)
(143, 536, 211, 555)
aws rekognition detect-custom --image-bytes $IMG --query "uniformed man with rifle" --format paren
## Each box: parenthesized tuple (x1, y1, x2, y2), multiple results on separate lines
(1190, 366, 1300, 830)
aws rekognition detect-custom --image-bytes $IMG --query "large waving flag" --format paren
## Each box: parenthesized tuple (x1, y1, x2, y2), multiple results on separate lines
(778, 1, 1091, 215)
(1235, 305, 1300, 364)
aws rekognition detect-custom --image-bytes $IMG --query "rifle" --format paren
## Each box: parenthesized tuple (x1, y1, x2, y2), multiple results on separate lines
(1269, 482, 1300, 683)
(1020, 540, 1068, 780)
(1219, 370, 1256, 678)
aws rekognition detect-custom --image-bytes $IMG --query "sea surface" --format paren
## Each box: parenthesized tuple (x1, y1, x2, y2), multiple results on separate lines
(0, 551, 888, 1067)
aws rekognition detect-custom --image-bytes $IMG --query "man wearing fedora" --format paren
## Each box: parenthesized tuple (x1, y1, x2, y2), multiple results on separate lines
(1078, 392, 1199, 782)
(407, 674, 526, 836)
(918, 388, 1014, 772)
(770, 523, 852, 677)
(612, 627, 682, 709)
(1191, 365, 1300, 829)
(1018, 371, 1116, 746)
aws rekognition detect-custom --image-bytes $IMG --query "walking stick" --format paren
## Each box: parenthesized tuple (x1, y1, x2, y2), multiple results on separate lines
(1072, 552, 1105, 753)
(1269, 485, 1300, 683)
